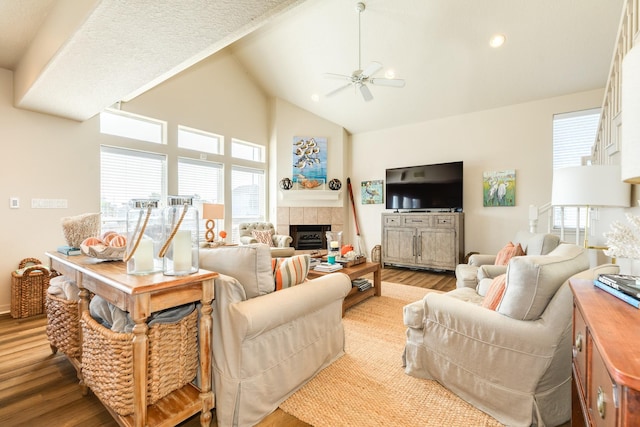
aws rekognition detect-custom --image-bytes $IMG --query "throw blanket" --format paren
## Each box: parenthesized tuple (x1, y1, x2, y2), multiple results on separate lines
(47, 275, 80, 301)
(89, 296, 195, 333)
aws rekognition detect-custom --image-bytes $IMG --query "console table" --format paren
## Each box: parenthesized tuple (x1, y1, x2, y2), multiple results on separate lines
(46, 251, 217, 427)
(569, 278, 640, 427)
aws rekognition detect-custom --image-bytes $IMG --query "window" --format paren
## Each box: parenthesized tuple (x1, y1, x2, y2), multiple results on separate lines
(100, 146, 167, 233)
(178, 158, 224, 239)
(100, 109, 165, 144)
(552, 108, 600, 229)
(232, 138, 265, 162)
(231, 166, 265, 242)
(178, 125, 223, 154)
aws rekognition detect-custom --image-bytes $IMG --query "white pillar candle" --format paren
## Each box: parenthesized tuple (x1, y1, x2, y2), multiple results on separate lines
(330, 240, 339, 249)
(173, 230, 192, 272)
(134, 238, 154, 273)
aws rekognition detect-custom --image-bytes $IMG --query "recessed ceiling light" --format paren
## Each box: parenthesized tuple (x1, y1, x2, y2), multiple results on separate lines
(311, 93, 320, 102)
(385, 69, 396, 79)
(489, 34, 506, 48)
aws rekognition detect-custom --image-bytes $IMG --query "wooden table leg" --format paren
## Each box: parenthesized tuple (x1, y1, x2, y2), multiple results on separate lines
(199, 298, 214, 426)
(131, 317, 149, 427)
(373, 265, 382, 297)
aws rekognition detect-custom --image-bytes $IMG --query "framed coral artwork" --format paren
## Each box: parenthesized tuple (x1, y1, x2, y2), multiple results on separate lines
(483, 170, 515, 206)
(361, 180, 384, 204)
(292, 136, 327, 189)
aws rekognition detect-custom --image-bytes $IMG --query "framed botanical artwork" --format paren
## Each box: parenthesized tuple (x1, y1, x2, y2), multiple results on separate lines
(483, 170, 516, 207)
(361, 180, 384, 204)
(292, 136, 327, 189)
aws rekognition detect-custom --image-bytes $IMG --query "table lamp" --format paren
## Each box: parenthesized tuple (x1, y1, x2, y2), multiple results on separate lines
(202, 203, 224, 243)
(551, 165, 630, 248)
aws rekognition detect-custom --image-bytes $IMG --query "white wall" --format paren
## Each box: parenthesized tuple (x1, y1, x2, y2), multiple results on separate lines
(350, 89, 605, 256)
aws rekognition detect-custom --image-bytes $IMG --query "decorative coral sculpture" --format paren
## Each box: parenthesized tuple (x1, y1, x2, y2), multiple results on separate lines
(604, 213, 640, 260)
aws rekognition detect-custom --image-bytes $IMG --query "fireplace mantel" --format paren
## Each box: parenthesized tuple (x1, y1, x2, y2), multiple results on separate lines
(278, 189, 342, 201)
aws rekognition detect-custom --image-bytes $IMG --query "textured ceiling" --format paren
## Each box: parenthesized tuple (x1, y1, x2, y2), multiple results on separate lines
(4, 0, 305, 121)
(0, 0, 625, 133)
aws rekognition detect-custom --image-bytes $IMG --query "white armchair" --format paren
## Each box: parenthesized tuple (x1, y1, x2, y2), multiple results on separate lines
(455, 231, 560, 288)
(404, 243, 618, 426)
(238, 222, 294, 257)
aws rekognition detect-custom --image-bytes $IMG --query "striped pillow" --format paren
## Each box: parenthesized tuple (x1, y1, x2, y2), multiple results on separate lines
(271, 255, 311, 291)
(482, 274, 507, 311)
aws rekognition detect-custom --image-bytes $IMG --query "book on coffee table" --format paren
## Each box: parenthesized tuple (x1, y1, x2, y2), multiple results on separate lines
(314, 263, 343, 272)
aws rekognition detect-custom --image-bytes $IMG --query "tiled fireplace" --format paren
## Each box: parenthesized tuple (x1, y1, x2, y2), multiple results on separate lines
(276, 207, 345, 250)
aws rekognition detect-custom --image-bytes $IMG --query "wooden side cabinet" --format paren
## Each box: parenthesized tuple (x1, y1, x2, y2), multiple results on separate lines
(569, 278, 640, 427)
(381, 212, 464, 272)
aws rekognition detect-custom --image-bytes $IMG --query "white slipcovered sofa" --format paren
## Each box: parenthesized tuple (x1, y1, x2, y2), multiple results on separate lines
(199, 244, 351, 426)
(403, 243, 619, 426)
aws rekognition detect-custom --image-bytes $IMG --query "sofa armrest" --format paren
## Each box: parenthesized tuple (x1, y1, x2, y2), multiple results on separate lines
(272, 234, 293, 248)
(468, 254, 497, 266)
(240, 235, 258, 245)
(477, 264, 507, 281)
(230, 273, 351, 337)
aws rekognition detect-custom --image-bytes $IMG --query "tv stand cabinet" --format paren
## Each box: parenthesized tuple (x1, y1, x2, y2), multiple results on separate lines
(381, 212, 464, 272)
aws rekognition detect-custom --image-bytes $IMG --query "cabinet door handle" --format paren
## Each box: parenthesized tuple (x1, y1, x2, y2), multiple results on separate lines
(572, 332, 583, 358)
(597, 386, 606, 419)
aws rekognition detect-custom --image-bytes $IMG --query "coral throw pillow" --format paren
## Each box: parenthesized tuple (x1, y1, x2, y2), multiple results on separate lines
(252, 229, 275, 247)
(482, 274, 507, 311)
(494, 242, 525, 266)
(271, 255, 311, 290)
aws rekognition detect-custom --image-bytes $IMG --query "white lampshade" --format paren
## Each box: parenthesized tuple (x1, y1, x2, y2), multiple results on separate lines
(622, 45, 640, 184)
(552, 165, 630, 207)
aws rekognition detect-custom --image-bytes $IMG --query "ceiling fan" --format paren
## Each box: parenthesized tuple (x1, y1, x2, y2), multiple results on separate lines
(324, 2, 405, 102)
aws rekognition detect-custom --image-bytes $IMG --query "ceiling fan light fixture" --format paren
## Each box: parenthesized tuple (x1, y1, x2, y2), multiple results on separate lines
(489, 34, 506, 48)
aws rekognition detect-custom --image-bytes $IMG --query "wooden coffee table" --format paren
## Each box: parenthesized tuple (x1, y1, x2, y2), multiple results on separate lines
(307, 261, 381, 316)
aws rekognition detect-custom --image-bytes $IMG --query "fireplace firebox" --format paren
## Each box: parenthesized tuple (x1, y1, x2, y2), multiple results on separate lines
(289, 225, 331, 250)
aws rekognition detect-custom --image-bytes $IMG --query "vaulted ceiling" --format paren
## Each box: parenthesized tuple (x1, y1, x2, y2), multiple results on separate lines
(0, 0, 625, 134)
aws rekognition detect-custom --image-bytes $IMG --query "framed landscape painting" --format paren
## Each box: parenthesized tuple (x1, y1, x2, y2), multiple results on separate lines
(483, 170, 515, 207)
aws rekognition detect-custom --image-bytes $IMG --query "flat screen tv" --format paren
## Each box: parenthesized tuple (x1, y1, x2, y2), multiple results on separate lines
(385, 161, 463, 211)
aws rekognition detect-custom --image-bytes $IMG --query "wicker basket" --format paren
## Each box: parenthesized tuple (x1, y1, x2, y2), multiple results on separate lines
(11, 258, 52, 318)
(80, 308, 198, 416)
(45, 293, 82, 358)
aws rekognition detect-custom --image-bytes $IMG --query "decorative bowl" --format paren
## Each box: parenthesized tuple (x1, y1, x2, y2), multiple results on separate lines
(80, 243, 125, 261)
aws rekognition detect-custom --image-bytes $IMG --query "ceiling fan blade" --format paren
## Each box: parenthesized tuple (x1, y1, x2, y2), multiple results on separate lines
(360, 61, 383, 78)
(370, 78, 406, 88)
(359, 84, 373, 102)
(326, 83, 353, 97)
(323, 72, 353, 81)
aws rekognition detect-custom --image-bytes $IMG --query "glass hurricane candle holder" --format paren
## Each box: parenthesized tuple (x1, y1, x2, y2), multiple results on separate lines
(162, 196, 199, 276)
(125, 199, 163, 275)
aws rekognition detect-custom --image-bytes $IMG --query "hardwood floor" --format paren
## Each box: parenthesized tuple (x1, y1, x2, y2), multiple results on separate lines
(0, 268, 452, 426)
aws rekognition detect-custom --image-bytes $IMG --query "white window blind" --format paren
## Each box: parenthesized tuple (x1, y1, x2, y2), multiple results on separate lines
(100, 146, 167, 233)
(178, 158, 224, 239)
(552, 108, 600, 229)
(231, 166, 265, 242)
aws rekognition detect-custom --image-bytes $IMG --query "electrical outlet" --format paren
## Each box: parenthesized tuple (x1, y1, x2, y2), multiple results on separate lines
(10, 197, 19, 209)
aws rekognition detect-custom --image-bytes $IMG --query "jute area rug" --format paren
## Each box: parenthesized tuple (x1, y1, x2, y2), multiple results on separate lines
(279, 281, 503, 427)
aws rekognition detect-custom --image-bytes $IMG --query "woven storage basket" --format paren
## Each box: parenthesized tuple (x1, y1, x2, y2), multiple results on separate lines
(45, 293, 82, 358)
(11, 258, 52, 318)
(80, 308, 198, 416)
